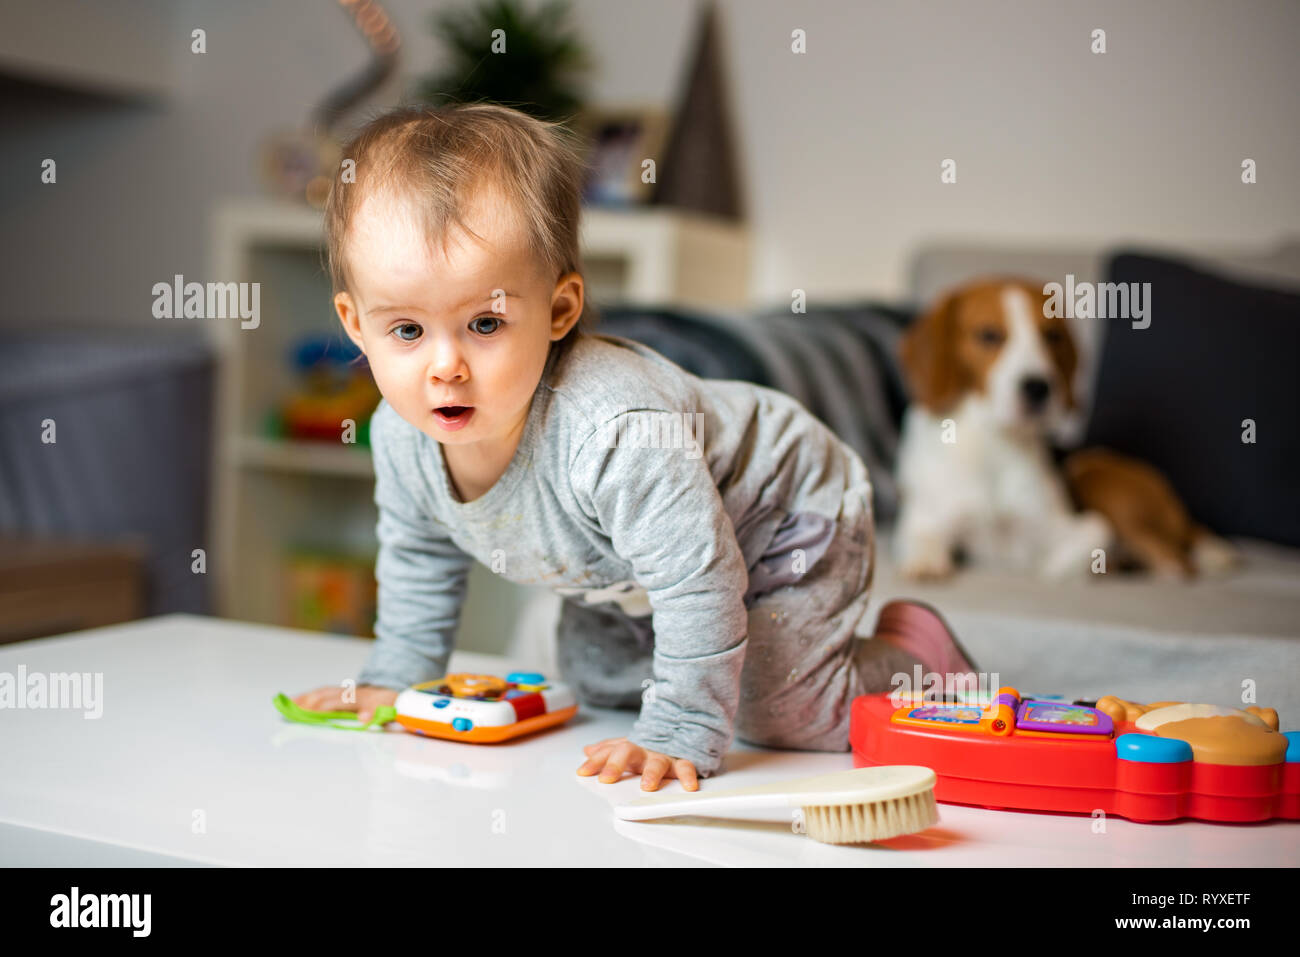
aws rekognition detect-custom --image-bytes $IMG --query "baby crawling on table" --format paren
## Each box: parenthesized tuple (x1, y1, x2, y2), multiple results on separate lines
(294, 103, 975, 790)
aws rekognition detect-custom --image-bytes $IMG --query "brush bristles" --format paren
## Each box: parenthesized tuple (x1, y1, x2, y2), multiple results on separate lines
(802, 789, 939, 844)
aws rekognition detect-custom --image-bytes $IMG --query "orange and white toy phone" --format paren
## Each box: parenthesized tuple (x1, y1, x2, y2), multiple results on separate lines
(393, 672, 577, 743)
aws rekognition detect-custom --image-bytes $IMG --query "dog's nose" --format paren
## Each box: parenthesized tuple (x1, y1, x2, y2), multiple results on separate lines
(1020, 376, 1051, 410)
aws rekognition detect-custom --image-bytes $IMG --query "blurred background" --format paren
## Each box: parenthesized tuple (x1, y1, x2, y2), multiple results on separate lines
(1, 0, 1297, 689)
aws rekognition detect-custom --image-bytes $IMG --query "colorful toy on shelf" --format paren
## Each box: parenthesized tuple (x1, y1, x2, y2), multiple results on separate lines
(394, 672, 578, 743)
(850, 687, 1299, 823)
(273, 672, 577, 743)
(281, 548, 377, 637)
(267, 334, 381, 444)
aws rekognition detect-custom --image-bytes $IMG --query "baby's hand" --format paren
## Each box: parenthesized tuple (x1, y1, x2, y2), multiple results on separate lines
(577, 737, 700, 792)
(293, 684, 398, 724)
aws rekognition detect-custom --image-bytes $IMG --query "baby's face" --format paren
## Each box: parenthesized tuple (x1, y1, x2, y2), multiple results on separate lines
(335, 187, 581, 450)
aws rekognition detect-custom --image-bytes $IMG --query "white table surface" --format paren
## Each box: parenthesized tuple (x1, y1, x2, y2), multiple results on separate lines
(1, 614, 1295, 867)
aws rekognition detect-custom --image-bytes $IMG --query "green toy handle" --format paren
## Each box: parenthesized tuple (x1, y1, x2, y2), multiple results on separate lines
(272, 693, 397, 731)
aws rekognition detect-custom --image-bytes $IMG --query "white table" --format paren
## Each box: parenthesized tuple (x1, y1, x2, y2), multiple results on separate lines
(1, 615, 1295, 867)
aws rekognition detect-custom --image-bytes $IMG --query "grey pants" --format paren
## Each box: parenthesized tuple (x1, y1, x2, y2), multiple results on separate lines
(555, 487, 910, 757)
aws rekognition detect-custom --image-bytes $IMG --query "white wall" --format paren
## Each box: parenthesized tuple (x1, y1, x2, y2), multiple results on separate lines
(2, 0, 1297, 327)
(730, 0, 1300, 301)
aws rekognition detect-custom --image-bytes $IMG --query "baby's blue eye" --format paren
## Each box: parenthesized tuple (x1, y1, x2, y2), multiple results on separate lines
(392, 323, 421, 342)
(470, 315, 503, 335)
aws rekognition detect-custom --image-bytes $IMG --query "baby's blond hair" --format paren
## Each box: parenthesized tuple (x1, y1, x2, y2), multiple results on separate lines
(323, 102, 596, 348)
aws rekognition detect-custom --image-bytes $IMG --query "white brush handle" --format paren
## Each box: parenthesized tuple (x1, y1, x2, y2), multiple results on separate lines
(613, 765, 935, 824)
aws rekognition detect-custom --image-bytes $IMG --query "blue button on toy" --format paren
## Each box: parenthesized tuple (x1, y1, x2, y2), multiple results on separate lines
(1284, 731, 1300, 764)
(452, 717, 473, 732)
(433, 698, 450, 709)
(1115, 732, 1193, 763)
(507, 671, 545, 684)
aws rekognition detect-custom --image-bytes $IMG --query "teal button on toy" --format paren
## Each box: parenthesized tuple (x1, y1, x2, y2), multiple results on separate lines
(1115, 733, 1193, 763)
(507, 672, 546, 684)
(452, 717, 473, 732)
(1284, 731, 1300, 763)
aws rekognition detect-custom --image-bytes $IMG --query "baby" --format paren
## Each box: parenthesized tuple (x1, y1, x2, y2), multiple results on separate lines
(294, 103, 976, 791)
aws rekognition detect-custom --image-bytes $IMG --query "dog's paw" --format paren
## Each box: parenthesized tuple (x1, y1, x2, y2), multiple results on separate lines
(1150, 557, 1194, 582)
(1041, 549, 1090, 581)
(1191, 533, 1240, 578)
(897, 540, 955, 581)
(1042, 512, 1112, 580)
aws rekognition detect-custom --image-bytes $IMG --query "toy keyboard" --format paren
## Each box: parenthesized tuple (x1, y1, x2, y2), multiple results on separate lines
(394, 672, 577, 743)
(850, 687, 1300, 823)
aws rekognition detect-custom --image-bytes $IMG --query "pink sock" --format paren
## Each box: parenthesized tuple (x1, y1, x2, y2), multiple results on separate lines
(871, 600, 978, 682)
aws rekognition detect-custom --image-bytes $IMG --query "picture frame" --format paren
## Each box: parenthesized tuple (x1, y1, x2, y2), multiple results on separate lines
(573, 104, 671, 207)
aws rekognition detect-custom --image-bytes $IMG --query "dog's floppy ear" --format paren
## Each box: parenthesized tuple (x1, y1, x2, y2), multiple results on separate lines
(900, 289, 965, 413)
(1059, 321, 1080, 411)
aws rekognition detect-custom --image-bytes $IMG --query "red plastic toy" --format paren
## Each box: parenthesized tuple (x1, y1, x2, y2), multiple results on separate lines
(850, 687, 1300, 823)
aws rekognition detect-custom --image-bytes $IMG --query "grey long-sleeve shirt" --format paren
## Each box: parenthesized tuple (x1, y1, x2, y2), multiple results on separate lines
(357, 332, 872, 774)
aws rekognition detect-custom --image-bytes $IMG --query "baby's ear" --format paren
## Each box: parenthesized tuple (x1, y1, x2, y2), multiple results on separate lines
(334, 292, 366, 352)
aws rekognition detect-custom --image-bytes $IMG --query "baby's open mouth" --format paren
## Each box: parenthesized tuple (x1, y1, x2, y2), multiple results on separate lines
(436, 406, 471, 417)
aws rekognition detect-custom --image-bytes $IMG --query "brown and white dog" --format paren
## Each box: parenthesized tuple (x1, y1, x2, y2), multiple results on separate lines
(893, 278, 1237, 580)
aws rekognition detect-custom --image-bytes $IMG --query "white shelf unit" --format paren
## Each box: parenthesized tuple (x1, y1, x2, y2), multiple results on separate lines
(206, 198, 750, 651)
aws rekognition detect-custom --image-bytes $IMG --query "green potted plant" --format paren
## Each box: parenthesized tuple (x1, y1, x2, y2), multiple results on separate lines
(412, 0, 593, 123)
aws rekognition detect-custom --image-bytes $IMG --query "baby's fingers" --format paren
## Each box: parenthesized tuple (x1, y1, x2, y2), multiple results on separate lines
(640, 754, 670, 791)
(293, 688, 336, 710)
(576, 742, 620, 776)
(293, 686, 357, 712)
(640, 756, 700, 792)
(598, 742, 637, 783)
(675, 759, 700, 792)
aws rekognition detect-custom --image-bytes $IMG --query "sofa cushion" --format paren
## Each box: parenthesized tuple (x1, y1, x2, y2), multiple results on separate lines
(1082, 252, 1300, 547)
